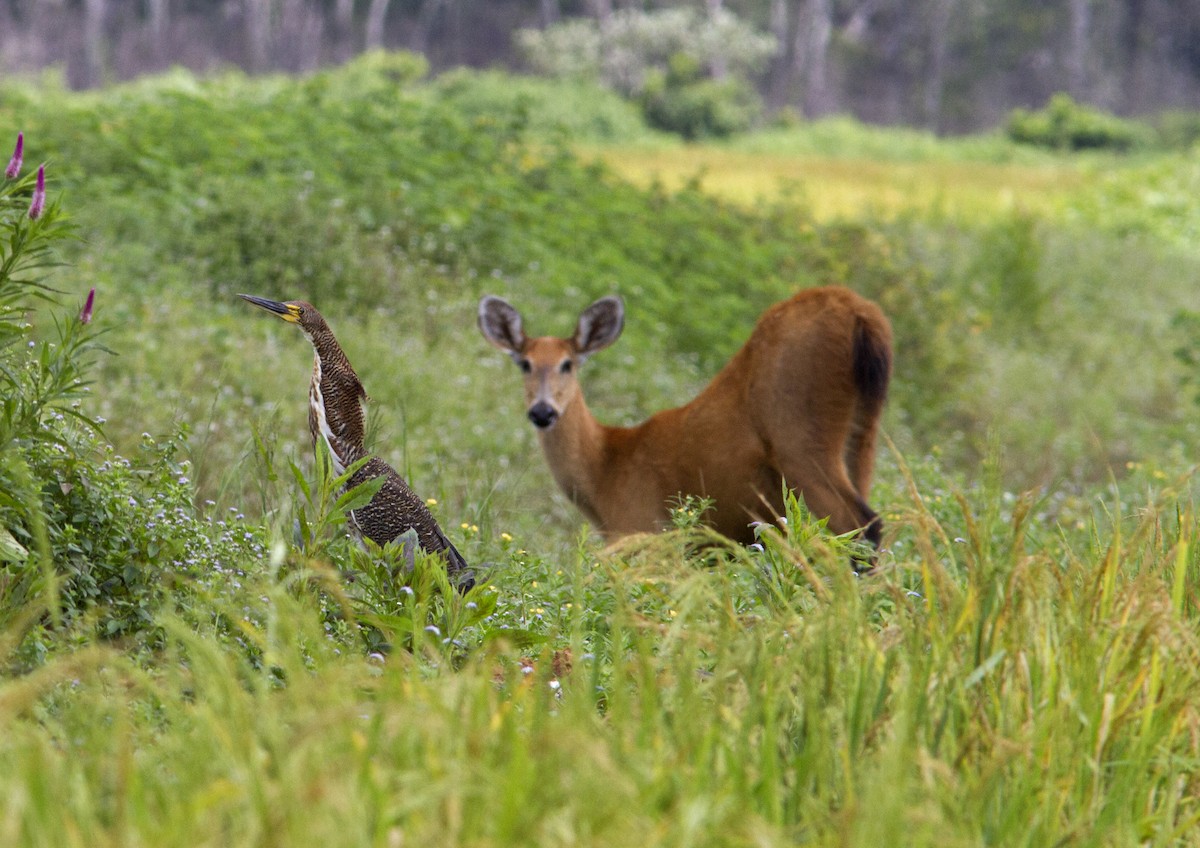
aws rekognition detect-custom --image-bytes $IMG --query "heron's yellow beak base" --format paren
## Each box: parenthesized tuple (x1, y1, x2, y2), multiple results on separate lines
(238, 293, 301, 323)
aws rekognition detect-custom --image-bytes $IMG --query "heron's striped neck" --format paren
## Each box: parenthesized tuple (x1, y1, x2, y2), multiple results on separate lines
(305, 327, 368, 477)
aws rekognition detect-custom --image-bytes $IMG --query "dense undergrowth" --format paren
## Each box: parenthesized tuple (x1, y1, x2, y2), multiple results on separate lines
(0, 54, 1197, 845)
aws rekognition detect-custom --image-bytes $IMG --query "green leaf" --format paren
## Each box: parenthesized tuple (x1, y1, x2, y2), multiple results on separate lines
(329, 454, 372, 491)
(368, 612, 418, 640)
(0, 526, 28, 564)
(962, 650, 1007, 689)
(288, 458, 311, 501)
(335, 473, 387, 516)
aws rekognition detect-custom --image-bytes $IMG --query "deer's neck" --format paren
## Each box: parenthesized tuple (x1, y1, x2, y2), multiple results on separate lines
(536, 395, 616, 526)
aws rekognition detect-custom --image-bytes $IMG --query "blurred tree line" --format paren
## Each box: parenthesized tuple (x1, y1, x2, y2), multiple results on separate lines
(2, 0, 1199, 132)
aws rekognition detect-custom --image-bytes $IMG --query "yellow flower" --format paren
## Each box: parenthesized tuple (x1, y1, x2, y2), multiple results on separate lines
(425, 498, 437, 507)
(500, 532, 513, 543)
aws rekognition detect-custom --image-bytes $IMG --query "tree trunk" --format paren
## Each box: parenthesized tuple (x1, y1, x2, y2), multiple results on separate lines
(539, 0, 559, 27)
(842, 0, 878, 44)
(766, 0, 794, 110)
(706, 0, 727, 79)
(793, 0, 833, 117)
(279, 0, 321, 72)
(146, 0, 168, 45)
(333, 0, 355, 56)
(589, 0, 612, 25)
(1121, 0, 1146, 113)
(82, 0, 106, 87)
(410, 0, 448, 53)
(923, 0, 954, 130)
(365, 0, 390, 49)
(1067, 0, 1092, 98)
(244, 0, 272, 72)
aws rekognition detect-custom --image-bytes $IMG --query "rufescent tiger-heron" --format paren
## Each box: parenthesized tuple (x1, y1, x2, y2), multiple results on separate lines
(239, 294, 473, 588)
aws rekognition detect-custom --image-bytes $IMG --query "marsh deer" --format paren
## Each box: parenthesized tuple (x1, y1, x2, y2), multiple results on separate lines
(478, 286, 892, 549)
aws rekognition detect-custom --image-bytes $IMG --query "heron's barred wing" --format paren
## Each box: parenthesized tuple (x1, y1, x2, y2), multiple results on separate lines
(347, 458, 473, 581)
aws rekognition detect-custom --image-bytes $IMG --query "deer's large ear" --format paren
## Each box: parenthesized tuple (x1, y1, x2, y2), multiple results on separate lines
(478, 296, 527, 356)
(574, 295, 624, 360)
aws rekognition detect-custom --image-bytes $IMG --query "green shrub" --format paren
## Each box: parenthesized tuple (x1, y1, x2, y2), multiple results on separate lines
(1173, 309, 1200, 408)
(639, 53, 762, 139)
(426, 69, 656, 143)
(0, 135, 268, 664)
(1152, 109, 1200, 150)
(10, 430, 268, 642)
(1006, 93, 1151, 151)
(517, 8, 773, 140)
(971, 211, 1044, 333)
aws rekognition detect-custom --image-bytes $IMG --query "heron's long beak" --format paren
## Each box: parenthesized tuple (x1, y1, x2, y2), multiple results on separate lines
(238, 294, 299, 322)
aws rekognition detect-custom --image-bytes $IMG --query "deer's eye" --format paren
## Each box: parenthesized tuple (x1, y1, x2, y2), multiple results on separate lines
(518, 358, 532, 374)
(559, 359, 573, 374)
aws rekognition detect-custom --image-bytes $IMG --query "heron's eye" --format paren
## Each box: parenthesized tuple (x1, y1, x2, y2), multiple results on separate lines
(519, 358, 532, 374)
(559, 359, 573, 374)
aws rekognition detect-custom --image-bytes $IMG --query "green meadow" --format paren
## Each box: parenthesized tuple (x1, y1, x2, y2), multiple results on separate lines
(0, 55, 1198, 845)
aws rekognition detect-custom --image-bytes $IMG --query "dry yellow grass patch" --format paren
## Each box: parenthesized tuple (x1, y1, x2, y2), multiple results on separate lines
(587, 145, 1085, 221)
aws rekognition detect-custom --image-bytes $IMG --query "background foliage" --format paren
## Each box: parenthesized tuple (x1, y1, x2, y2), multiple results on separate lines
(6, 0, 1200, 134)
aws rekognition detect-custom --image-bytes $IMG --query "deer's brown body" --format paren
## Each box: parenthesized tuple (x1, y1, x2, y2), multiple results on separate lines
(479, 286, 892, 548)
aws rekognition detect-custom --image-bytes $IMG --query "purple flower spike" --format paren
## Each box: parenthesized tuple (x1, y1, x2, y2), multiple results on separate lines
(80, 288, 96, 325)
(4, 132, 22, 179)
(28, 164, 45, 220)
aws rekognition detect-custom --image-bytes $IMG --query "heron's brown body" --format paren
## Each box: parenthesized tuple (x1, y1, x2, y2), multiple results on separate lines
(239, 294, 471, 585)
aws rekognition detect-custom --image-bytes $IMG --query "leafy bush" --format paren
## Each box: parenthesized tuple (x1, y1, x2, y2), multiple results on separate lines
(426, 69, 657, 144)
(1151, 109, 1200, 150)
(1006, 93, 1151, 151)
(0, 135, 267, 663)
(1173, 309, 1200, 408)
(517, 8, 774, 139)
(639, 52, 762, 139)
(970, 211, 1044, 333)
(13, 430, 267, 641)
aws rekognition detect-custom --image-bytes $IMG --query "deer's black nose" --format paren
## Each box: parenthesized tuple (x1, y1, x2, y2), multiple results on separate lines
(528, 402, 559, 429)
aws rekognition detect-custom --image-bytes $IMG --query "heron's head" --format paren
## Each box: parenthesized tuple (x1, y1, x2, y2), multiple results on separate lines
(238, 294, 327, 337)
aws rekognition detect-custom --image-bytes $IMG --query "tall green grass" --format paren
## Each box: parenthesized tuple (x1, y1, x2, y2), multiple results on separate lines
(1, 475, 1197, 845)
